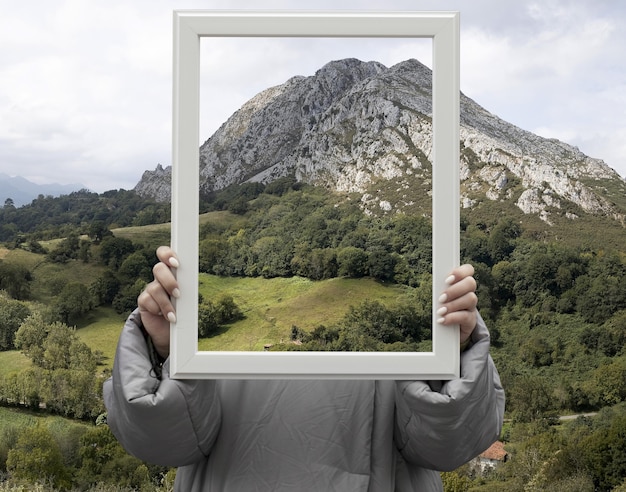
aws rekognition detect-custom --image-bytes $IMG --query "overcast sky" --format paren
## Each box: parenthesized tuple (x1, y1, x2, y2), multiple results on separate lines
(1, 0, 624, 193)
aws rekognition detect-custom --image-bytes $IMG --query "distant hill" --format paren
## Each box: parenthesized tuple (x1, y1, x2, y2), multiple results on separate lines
(0, 173, 86, 207)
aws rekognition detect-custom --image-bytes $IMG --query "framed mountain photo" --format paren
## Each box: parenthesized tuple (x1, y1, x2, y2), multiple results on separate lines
(170, 10, 460, 379)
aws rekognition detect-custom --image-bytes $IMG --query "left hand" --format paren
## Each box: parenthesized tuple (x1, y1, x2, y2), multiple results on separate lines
(437, 264, 478, 343)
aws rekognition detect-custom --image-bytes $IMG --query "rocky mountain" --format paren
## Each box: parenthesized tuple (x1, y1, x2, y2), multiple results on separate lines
(135, 58, 626, 225)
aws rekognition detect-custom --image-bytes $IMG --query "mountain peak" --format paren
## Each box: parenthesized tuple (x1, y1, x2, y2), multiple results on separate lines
(135, 57, 626, 225)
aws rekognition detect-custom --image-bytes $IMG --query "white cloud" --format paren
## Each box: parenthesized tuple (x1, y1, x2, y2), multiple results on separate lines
(1, 0, 625, 193)
(456, 1, 626, 176)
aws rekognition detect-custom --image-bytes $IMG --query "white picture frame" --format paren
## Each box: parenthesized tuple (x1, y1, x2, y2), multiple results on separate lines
(170, 10, 460, 379)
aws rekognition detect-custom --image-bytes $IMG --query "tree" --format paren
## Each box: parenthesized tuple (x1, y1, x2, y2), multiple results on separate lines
(461, 225, 491, 266)
(0, 295, 31, 350)
(366, 246, 396, 281)
(580, 413, 626, 491)
(198, 295, 244, 338)
(77, 239, 91, 263)
(98, 235, 135, 269)
(307, 248, 338, 280)
(508, 374, 554, 422)
(341, 300, 404, 345)
(11, 316, 101, 417)
(88, 220, 112, 243)
(576, 274, 626, 324)
(251, 236, 293, 278)
(6, 424, 72, 489)
(42, 323, 74, 370)
(112, 279, 146, 315)
(519, 335, 553, 367)
(597, 311, 626, 356)
(14, 313, 49, 367)
(491, 260, 517, 307)
(41, 368, 100, 418)
(198, 300, 220, 338)
(47, 233, 81, 263)
(0, 262, 32, 300)
(15, 314, 96, 371)
(199, 238, 227, 274)
(215, 295, 244, 325)
(583, 359, 626, 407)
(118, 250, 153, 282)
(487, 217, 520, 263)
(55, 282, 95, 325)
(76, 424, 128, 487)
(89, 270, 121, 305)
(337, 246, 368, 277)
(441, 470, 472, 492)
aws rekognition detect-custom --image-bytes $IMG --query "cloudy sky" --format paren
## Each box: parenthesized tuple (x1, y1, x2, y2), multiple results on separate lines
(1, 0, 624, 193)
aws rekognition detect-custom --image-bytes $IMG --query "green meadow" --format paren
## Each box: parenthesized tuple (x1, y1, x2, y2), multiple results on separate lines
(197, 274, 409, 351)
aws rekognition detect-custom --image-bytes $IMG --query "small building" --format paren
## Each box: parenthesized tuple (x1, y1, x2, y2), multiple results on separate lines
(474, 441, 508, 474)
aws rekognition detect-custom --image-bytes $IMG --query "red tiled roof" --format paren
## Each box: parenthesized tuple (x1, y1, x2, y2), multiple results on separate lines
(480, 441, 508, 461)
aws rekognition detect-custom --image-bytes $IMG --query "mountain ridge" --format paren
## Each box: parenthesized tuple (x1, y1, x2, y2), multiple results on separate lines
(135, 58, 625, 226)
(0, 173, 86, 208)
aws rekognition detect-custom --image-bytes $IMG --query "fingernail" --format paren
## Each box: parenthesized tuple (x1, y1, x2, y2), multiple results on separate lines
(437, 317, 446, 324)
(167, 312, 177, 323)
(445, 275, 455, 285)
(438, 293, 448, 303)
(172, 288, 181, 298)
(169, 257, 180, 268)
(437, 306, 447, 316)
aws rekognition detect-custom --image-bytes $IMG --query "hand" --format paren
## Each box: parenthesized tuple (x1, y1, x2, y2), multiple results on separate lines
(437, 264, 478, 343)
(137, 246, 180, 359)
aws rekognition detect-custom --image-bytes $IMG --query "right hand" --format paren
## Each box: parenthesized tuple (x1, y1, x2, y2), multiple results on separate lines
(137, 246, 180, 359)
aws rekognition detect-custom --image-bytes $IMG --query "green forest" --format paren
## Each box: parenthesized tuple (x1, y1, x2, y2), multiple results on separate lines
(0, 181, 625, 491)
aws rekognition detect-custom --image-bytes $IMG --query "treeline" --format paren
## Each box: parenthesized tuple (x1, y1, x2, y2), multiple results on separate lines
(286, 291, 433, 352)
(197, 179, 626, 329)
(442, 403, 626, 492)
(0, 234, 157, 351)
(0, 297, 175, 490)
(0, 308, 103, 419)
(0, 189, 170, 243)
(0, 417, 174, 491)
(199, 178, 432, 284)
(199, 180, 626, 417)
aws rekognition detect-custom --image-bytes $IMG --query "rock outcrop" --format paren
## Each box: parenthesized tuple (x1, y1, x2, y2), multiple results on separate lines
(135, 58, 625, 224)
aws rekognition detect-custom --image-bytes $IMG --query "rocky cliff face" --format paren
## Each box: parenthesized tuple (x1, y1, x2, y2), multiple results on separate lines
(135, 58, 625, 224)
(134, 164, 171, 204)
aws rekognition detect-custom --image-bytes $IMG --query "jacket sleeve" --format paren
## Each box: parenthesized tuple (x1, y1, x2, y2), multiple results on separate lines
(394, 313, 505, 471)
(103, 310, 221, 467)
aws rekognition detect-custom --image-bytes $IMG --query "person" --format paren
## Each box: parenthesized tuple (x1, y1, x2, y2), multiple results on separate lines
(104, 246, 504, 492)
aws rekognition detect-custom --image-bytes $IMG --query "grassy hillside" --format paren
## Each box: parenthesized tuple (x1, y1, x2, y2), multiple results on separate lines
(111, 210, 244, 249)
(197, 274, 410, 351)
(0, 274, 411, 374)
(0, 350, 30, 378)
(1, 211, 415, 370)
(111, 222, 170, 252)
(2, 246, 107, 304)
(74, 307, 127, 367)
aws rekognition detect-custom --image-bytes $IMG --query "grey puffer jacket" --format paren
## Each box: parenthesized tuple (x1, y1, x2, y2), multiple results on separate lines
(104, 310, 504, 492)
